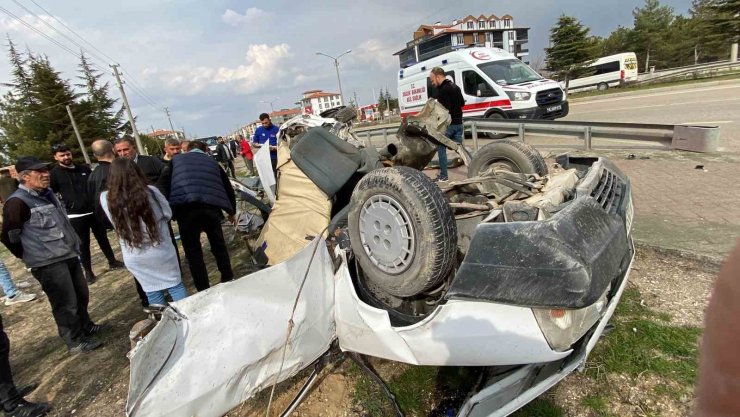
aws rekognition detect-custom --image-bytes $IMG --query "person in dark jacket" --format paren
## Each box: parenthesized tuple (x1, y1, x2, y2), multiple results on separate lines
(114, 137, 163, 184)
(215, 137, 236, 178)
(158, 140, 236, 292)
(1, 156, 104, 355)
(49, 144, 124, 284)
(429, 67, 465, 182)
(89, 140, 150, 307)
(0, 313, 49, 416)
(0, 169, 17, 204)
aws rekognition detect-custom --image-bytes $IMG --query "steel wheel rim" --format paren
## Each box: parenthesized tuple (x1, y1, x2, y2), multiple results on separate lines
(359, 194, 415, 274)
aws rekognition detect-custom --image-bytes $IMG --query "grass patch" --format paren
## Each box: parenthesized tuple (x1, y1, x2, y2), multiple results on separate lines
(569, 71, 740, 99)
(512, 397, 565, 417)
(581, 394, 617, 416)
(587, 287, 702, 386)
(388, 366, 437, 415)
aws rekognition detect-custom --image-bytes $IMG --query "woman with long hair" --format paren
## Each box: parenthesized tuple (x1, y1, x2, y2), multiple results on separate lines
(100, 158, 187, 305)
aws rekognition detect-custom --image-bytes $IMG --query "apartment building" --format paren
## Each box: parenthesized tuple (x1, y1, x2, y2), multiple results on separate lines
(394, 14, 530, 68)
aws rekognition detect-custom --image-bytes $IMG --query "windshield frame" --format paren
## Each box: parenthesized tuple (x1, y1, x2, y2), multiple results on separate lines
(477, 59, 542, 86)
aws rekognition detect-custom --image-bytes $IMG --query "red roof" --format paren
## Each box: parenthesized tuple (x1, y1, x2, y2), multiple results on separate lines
(306, 92, 340, 99)
(270, 108, 301, 117)
(302, 89, 322, 94)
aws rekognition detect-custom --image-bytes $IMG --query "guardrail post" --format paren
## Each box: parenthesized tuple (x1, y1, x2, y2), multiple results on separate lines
(382, 129, 388, 146)
(584, 126, 592, 151)
(518, 123, 525, 142)
(365, 132, 372, 149)
(471, 122, 479, 151)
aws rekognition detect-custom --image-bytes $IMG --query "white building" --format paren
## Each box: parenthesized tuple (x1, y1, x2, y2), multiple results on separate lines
(299, 90, 343, 115)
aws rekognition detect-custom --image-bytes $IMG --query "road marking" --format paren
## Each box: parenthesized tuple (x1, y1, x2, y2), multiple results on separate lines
(574, 97, 740, 114)
(680, 121, 733, 124)
(570, 83, 740, 106)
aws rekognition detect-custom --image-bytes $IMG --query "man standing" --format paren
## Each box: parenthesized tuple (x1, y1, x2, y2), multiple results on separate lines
(49, 144, 124, 284)
(1, 156, 104, 354)
(252, 113, 279, 174)
(239, 135, 255, 176)
(88, 140, 150, 308)
(429, 67, 465, 182)
(158, 141, 236, 292)
(114, 137, 163, 184)
(161, 138, 181, 162)
(215, 137, 236, 178)
(0, 170, 17, 204)
(0, 314, 49, 416)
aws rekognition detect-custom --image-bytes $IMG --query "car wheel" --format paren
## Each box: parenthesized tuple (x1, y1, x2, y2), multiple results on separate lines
(348, 167, 457, 297)
(467, 139, 548, 177)
(597, 82, 609, 91)
(334, 106, 358, 123)
(483, 112, 509, 139)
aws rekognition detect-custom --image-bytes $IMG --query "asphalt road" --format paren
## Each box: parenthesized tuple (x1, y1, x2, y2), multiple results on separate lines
(565, 80, 740, 153)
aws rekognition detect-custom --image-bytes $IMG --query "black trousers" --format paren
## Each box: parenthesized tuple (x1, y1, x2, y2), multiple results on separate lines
(31, 258, 92, 347)
(69, 214, 116, 271)
(176, 207, 233, 292)
(0, 315, 20, 412)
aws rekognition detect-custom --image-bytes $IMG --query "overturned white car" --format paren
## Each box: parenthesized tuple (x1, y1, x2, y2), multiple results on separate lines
(126, 102, 634, 417)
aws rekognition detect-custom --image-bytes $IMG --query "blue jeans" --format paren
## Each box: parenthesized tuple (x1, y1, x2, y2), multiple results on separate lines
(437, 124, 464, 179)
(0, 261, 17, 299)
(145, 282, 188, 305)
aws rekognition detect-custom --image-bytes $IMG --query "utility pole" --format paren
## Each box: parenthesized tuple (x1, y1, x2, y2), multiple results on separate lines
(65, 105, 91, 165)
(111, 64, 146, 155)
(316, 50, 351, 103)
(164, 107, 177, 139)
(181, 126, 187, 140)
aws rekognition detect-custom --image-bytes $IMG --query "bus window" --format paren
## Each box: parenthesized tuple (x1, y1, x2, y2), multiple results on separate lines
(427, 71, 456, 99)
(462, 70, 497, 97)
(592, 61, 620, 75)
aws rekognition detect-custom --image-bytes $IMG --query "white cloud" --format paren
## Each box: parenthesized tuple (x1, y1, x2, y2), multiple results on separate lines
(221, 8, 270, 26)
(160, 44, 291, 95)
(0, 14, 61, 39)
(351, 38, 398, 70)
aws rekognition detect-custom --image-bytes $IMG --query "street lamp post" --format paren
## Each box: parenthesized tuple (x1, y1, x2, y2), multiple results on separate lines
(260, 97, 280, 113)
(316, 49, 351, 104)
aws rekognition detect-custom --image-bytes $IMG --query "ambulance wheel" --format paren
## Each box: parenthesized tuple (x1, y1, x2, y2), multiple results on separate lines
(483, 112, 509, 139)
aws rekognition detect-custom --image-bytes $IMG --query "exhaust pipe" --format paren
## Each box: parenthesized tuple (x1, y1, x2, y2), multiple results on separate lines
(378, 143, 398, 159)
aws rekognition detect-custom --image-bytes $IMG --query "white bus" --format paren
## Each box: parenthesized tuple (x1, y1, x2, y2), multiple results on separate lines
(565, 52, 639, 92)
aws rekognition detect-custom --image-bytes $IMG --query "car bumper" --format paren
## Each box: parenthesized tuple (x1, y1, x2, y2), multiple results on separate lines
(505, 101, 569, 120)
(457, 240, 634, 416)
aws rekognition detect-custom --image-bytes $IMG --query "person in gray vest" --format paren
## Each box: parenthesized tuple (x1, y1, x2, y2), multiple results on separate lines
(0, 157, 104, 355)
(157, 141, 236, 291)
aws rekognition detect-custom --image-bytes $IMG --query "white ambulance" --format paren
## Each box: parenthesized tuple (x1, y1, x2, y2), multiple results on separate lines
(398, 47, 568, 121)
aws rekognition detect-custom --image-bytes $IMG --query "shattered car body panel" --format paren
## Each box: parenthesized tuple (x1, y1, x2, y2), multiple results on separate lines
(128, 100, 635, 417)
(126, 240, 336, 417)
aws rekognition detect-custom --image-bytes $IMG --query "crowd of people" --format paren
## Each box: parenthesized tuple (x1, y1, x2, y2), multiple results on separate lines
(0, 112, 280, 416)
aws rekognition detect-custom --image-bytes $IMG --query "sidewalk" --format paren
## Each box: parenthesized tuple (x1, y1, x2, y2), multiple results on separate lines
(444, 148, 740, 261)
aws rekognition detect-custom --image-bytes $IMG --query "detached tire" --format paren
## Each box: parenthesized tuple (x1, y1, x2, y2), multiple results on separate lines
(334, 106, 357, 123)
(348, 167, 457, 297)
(468, 139, 548, 177)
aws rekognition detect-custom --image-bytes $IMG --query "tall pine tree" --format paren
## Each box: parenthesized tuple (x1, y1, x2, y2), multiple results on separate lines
(545, 15, 598, 93)
(76, 52, 125, 142)
(630, 0, 676, 71)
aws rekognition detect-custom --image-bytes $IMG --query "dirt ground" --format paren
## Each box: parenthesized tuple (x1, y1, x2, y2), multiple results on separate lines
(0, 228, 722, 416)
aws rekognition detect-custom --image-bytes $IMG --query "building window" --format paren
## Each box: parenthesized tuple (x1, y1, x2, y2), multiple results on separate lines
(452, 33, 464, 46)
(466, 21, 473, 29)
(504, 19, 511, 28)
(478, 20, 485, 29)
(489, 20, 495, 28)
(486, 32, 493, 44)
(473, 33, 479, 44)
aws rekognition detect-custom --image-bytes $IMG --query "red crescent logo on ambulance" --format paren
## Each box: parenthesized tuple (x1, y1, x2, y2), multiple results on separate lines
(470, 51, 490, 60)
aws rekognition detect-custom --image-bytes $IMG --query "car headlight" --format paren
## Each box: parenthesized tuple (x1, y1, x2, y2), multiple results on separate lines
(532, 287, 610, 351)
(506, 91, 531, 101)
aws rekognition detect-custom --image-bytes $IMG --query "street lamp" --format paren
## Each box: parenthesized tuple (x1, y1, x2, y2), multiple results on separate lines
(260, 97, 280, 112)
(315, 49, 351, 104)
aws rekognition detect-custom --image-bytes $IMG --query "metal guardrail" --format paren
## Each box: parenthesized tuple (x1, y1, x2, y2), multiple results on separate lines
(355, 118, 720, 153)
(636, 60, 740, 84)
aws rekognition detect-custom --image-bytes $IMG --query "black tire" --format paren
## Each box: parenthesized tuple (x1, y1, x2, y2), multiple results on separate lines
(468, 139, 548, 177)
(348, 167, 457, 297)
(483, 112, 509, 139)
(334, 106, 357, 123)
(597, 82, 609, 91)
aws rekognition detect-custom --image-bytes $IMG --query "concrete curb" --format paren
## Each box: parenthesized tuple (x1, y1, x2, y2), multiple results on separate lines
(570, 78, 740, 103)
(634, 240, 725, 268)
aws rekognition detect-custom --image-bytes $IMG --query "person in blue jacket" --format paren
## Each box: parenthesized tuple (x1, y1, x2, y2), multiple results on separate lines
(252, 113, 279, 174)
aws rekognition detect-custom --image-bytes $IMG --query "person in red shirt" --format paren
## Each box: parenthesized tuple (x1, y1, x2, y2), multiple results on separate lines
(239, 135, 255, 176)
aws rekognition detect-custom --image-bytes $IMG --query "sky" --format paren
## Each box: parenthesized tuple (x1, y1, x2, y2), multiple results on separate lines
(0, 0, 693, 138)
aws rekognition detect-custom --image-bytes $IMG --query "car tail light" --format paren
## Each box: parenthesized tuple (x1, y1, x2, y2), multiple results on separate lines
(620, 70, 625, 79)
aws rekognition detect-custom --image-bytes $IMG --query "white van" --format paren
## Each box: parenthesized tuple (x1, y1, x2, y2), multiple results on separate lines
(566, 52, 639, 92)
(398, 47, 568, 121)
